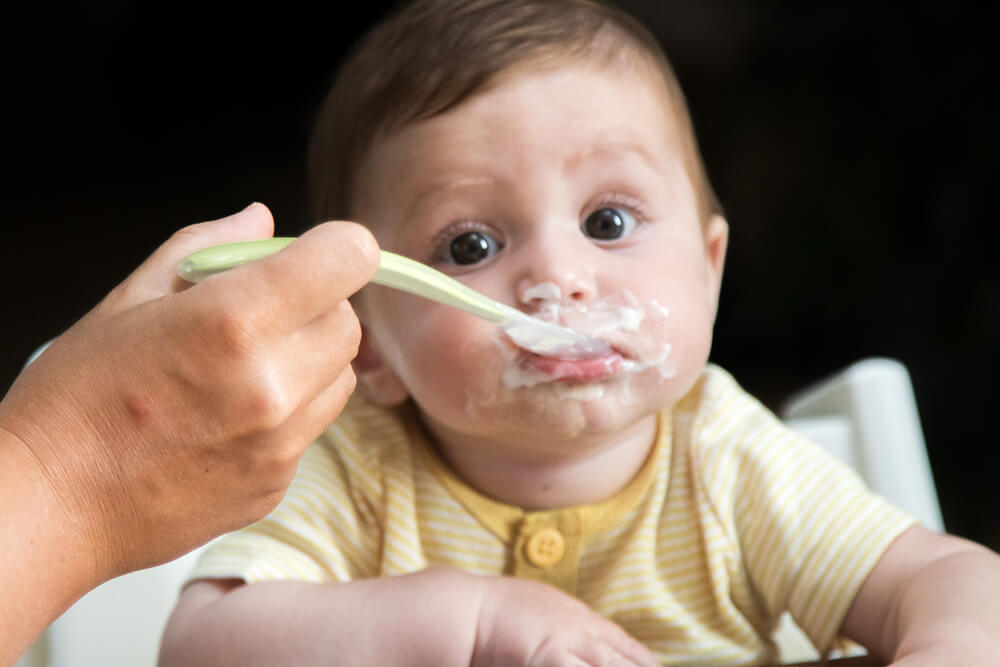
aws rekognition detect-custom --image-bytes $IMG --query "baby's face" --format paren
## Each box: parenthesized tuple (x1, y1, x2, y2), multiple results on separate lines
(351, 61, 727, 461)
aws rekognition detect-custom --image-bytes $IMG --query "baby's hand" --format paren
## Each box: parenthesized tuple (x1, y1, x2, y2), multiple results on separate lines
(472, 576, 659, 667)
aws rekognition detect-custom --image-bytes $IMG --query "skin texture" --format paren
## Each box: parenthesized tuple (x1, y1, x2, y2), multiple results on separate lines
(0, 203, 379, 665)
(841, 525, 1000, 665)
(163, 572, 660, 667)
(162, 62, 1000, 666)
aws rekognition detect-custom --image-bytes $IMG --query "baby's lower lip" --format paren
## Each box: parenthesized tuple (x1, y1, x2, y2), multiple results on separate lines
(522, 351, 624, 382)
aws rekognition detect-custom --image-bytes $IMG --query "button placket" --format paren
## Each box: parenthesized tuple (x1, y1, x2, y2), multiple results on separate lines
(511, 511, 582, 595)
(524, 527, 566, 568)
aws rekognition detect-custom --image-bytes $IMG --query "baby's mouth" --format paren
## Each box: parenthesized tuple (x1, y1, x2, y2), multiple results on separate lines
(499, 288, 666, 387)
(521, 349, 624, 383)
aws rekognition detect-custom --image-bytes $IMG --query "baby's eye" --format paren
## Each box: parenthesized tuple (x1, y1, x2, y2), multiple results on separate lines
(445, 230, 504, 265)
(581, 207, 637, 241)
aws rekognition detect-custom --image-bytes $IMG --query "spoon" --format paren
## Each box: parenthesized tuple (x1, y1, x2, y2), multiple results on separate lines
(177, 237, 610, 360)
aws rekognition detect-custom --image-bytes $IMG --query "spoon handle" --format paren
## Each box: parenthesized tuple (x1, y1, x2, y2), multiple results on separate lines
(177, 237, 610, 358)
(177, 237, 513, 324)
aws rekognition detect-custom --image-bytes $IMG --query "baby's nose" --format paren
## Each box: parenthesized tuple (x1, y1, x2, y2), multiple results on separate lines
(515, 262, 595, 307)
(518, 281, 562, 305)
(513, 227, 599, 307)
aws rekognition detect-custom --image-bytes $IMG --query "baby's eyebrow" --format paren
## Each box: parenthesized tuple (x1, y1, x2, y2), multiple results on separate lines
(563, 140, 662, 173)
(406, 174, 499, 212)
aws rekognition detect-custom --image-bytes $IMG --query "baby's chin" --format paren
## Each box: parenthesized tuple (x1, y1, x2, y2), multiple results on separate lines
(461, 365, 671, 441)
(438, 326, 683, 440)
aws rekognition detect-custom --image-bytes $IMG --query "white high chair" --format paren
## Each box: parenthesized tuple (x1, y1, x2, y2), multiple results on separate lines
(772, 357, 943, 663)
(15, 357, 942, 666)
(15, 548, 209, 667)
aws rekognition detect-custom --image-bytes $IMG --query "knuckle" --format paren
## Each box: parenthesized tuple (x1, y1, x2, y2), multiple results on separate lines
(251, 488, 289, 520)
(354, 226, 381, 271)
(339, 302, 363, 351)
(244, 381, 294, 431)
(323, 222, 380, 287)
(342, 367, 358, 396)
(315, 301, 362, 359)
(204, 305, 260, 360)
(340, 222, 380, 267)
(168, 222, 208, 247)
(245, 446, 301, 517)
(309, 369, 357, 427)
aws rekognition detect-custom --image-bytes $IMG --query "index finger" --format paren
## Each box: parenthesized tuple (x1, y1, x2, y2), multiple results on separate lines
(204, 220, 380, 334)
(100, 203, 277, 311)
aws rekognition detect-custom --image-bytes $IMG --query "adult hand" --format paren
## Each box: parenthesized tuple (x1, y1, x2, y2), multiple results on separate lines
(0, 203, 378, 662)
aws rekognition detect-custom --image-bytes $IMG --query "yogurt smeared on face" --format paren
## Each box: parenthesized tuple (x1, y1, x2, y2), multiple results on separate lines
(501, 285, 674, 401)
(522, 282, 562, 302)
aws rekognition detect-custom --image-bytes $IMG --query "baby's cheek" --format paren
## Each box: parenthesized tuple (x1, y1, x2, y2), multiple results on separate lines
(621, 300, 673, 360)
(458, 336, 515, 405)
(650, 298, 715, 392)
(412, 320, 510, 412)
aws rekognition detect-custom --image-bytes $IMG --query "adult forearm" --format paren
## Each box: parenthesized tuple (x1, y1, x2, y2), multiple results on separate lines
(0, 428, 99, 666)
(889, 544, 1000, 664)
(159, 571, 482, 667)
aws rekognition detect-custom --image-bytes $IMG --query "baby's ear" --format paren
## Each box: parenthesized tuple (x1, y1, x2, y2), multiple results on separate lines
(353, 324, 410, 407)
(704, 214, 729, 310)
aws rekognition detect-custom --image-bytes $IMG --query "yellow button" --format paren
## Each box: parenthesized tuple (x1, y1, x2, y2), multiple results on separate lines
(524, 528, 565, 568)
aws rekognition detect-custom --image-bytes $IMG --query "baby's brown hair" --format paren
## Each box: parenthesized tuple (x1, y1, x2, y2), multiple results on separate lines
(307, 0, 722, 226)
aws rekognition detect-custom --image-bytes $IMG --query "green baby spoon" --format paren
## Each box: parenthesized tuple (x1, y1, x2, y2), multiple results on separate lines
(177, 238, 610, 360)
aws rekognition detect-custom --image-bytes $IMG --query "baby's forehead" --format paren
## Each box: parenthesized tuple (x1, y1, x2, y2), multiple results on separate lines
(352, 63, 701, 232)
(390, 53, 685, 140)
(336, 40, 716, 224)
(487, 49, 685, 114)
(368, 58, 695, 178)
(479, 54, 716, 219)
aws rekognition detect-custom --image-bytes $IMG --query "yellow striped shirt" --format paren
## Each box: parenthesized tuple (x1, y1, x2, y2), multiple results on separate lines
(192, 364, 915, 665)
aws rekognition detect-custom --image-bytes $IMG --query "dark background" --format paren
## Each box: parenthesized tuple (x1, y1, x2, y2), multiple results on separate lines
(2, 2, 997, 550)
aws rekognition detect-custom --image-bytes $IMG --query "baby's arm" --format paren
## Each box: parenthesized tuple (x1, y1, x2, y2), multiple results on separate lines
(159, 568, 658, 667)
(840, 524, 1000, 664)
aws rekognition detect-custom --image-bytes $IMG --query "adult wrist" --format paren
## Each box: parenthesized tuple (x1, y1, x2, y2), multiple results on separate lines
(0, 422, 105, 663)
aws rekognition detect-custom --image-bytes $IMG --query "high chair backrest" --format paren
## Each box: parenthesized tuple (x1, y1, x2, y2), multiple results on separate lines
(781, 357, 943, 532)
(773, 357, 943, 664)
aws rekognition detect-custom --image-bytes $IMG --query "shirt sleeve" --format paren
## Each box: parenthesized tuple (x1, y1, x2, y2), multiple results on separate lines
(189, 423, 385, 585)
(691, 367, 918, 653)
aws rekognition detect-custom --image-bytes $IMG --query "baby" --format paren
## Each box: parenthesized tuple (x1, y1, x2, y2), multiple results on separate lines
(160, 0, 1000, 665)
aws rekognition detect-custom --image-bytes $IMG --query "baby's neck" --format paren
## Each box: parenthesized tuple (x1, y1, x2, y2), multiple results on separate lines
(425, 415, 658, 510)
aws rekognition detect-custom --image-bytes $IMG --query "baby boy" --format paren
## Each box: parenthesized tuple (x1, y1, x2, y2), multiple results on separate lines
(160, 1, 1000, 664)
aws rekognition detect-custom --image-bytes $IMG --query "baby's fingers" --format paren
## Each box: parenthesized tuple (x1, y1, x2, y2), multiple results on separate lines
(568, 631, 660, 667)
(529, 625, 659, 667)
(608, 631, 661, 667)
